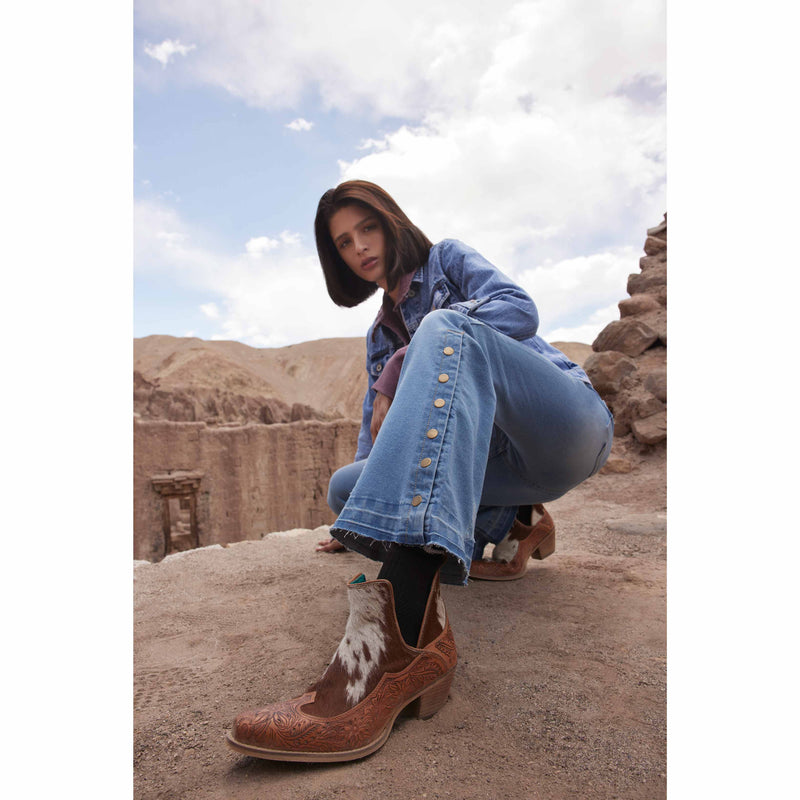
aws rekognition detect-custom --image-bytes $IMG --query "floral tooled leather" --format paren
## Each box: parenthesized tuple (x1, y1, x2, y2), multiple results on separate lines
(229, 575, 457, 758)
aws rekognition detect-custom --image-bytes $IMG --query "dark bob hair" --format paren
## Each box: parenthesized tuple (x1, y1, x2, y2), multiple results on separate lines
(314, 180, 433, 307)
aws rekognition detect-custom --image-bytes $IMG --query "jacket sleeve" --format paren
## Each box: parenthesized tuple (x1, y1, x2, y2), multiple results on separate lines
(355, 329, 377, 461)
(437, 239, 539, 340)
(354, 384, 374, 461)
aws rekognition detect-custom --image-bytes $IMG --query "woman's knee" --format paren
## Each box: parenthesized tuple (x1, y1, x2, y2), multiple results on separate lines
(327, 460, 365, 514)
(327, 470, 349, 514)
(414, 308, 470, 339)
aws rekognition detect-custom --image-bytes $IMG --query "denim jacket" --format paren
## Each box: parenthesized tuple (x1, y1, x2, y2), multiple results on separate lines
(356, 238, 590, 461)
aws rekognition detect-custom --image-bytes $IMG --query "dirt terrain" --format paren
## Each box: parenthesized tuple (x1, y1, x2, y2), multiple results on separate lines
(134, 443, 665, 800)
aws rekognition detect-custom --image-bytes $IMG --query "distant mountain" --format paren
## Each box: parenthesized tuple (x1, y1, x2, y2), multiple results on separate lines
(134, 334, 591, 426)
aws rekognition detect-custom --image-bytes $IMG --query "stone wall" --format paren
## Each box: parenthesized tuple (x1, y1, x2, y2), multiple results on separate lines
(134, 417, 360, 562)
(584, 214, 667, 447)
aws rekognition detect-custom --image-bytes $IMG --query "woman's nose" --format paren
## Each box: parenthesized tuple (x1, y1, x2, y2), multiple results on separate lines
(355, 236, 368, 253)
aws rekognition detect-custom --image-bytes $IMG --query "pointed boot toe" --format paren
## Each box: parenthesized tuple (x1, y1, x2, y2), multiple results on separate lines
(226, 572, 457, 762)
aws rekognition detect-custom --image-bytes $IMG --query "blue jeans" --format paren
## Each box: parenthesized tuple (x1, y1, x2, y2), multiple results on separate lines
(329, 309, 613, 585)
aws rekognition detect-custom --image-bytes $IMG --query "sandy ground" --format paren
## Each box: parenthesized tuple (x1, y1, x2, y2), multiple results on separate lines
(134, 448, 666, 800)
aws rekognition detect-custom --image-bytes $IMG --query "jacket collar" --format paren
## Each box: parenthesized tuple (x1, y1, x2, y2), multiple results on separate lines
(371, 266, 423, 339)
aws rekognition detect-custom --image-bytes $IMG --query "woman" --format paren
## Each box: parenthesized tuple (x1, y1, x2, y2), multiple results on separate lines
(227, 180, 613, 763)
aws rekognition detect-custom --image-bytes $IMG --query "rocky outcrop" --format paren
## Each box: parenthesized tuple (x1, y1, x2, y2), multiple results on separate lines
(134, 335, 368, 423)
(585, 214, 667, 447)
(134, 335, 592, 427)
(133, 370, 326, 426)
(133, 417, 360, 561)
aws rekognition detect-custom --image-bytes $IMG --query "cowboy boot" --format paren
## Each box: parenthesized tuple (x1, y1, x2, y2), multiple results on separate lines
(226, 571, 457, 762)
(469, 504, 555, 581)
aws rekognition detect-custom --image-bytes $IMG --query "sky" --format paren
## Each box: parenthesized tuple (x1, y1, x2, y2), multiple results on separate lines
(134, 0, 666, 348)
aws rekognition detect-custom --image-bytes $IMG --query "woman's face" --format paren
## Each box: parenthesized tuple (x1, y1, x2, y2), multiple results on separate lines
(329, 204, 388, 291)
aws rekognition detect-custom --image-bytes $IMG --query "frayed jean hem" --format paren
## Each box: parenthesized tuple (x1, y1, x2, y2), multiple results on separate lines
(330, 523, 471, 586)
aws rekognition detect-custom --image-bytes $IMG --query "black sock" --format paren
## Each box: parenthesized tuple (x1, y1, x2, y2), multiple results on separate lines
(378, 546, 446, 647)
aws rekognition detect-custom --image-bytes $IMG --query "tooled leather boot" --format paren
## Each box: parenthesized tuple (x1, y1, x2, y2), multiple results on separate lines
(226, 571, 457, 762)
(469, 504, 555, 581)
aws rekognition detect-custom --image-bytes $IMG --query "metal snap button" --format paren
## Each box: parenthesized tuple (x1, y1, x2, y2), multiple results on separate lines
(411, 495, 423, 506)
(420, 457, 432, 467)
(434, 398, 445, 408)
(438, 374, 449, 383)
(443, 346, 454, 355)
(426, 429, 439, 439)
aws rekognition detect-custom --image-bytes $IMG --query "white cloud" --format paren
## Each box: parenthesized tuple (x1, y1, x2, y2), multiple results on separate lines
(245, 231, 302, 257)
(516, 249, 637, 335)
(544, 303, 621, 346)
(135, 198, 380, 348)
(245, 236, 280, 256)
(134, 0, 665, 345)
(143, 38, 197, 67)
(286, 118, 313, 132)
(337, 96, 663, 275)
(134, 197, 639, 348)
(135, 1, 664, 115)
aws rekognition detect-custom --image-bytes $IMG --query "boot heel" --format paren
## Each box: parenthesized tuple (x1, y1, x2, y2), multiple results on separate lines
(409, 670, 455, 720)
(531, 531, 555, 560)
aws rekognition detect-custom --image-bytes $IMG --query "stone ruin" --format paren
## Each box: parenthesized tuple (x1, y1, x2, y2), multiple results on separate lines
(584, 214, 667, 454)
(134, 418, 359, 562)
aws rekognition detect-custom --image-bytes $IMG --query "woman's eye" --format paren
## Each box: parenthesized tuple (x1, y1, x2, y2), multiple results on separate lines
(339, 239, 350, 250)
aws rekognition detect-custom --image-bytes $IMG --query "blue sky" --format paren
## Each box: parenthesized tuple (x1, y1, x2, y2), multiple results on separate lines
(134, 0, 666, 347)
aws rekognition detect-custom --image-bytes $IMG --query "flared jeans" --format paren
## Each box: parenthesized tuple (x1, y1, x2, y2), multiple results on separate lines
(329, 309, 613, 585)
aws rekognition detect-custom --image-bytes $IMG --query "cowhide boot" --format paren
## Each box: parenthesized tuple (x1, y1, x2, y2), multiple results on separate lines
(469, 504, 556, 581)
(226, 571, 457, 762)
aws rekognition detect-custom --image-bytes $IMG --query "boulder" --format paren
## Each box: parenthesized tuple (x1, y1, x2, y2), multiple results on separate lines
(584, 351, 638, 394)
(627, 265, 666, 295)
(589, 214, 667, 451)
(633, 393, 664, 419)
(599, 455, 633, 474)
(618, 294, 661, 317)
(637, 308, 667, 345)
(592, 318, 658, 357)
(644, 369, 667, 402)
(631, 412, 667, 445)
(644, 236, 667, 256)
(606, 389, 660, 438)
(640, 254, 667, 271)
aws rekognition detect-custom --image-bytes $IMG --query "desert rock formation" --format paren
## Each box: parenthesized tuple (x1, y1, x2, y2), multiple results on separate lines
(585, 214, 667, 448)
(134, 325, 598, 562)
(133, 418, 359, 561)
(134, 336, 367, 425)
(134, 335, 592, 426)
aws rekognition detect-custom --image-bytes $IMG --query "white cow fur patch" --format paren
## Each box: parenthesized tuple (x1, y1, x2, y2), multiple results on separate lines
(335, 586, 388, 706)
(492, 508, 544, 562)
(492, 535, 519, 562)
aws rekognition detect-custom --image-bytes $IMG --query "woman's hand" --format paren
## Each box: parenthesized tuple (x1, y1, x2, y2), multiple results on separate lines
(371, 391, 393, 442)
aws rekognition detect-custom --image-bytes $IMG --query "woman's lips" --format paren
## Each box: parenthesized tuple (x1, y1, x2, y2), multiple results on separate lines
(361, 257, 378, 271)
